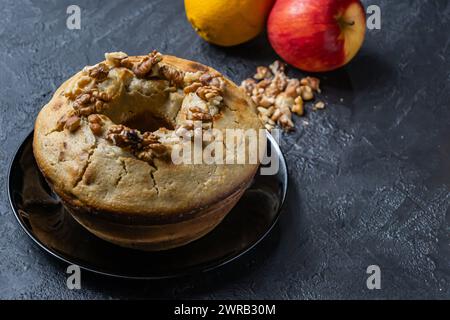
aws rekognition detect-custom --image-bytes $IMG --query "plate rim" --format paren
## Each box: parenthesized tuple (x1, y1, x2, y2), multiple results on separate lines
(7, 130, 289, 280)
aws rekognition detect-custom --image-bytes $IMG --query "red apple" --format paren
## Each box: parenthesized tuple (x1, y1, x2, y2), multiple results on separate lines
(268, 0, 366, 72)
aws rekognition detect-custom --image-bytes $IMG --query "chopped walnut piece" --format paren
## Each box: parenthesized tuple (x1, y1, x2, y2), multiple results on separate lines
(265, 73, 287, 97)
(122, 129, 141, 146)
(141, 132, 160, 146)
(72, 96, 90, 114)
(136, 150, 153, 162)
(292, 96, 304, 116)
(73, 93, 91, 107)
(78, 106, 95, 116)
(94, 100, 104, 112)
(88, 114, 102, 123)
(133, 50, 163, 78)
(107, 125, 141, 148)
(71, 89, 110, 117)
(190, 112, 212, 121)
(137, 142, 167, 161)
(183, 82, 202, 94)
(258, 95, 274, 108)
(278, 114, 294, 130)
(183, 71, 203, 85)
(107, 124, 124, 135)
(285, 79, 300, 98)
(63, 76, 96, 100)
(88, 114, 103, 135)
(56, 110, 75, 131)
(300, 85, 314, 101)
(158, 64, 184, 86)
(165, 86, 177, 93)
(65, 115, 81, 132)
(88, 63, 109, 82)
(196, 85, 222, 102)
(105, 51, 128, 67)
(119, 57, 134, 69)
(199, 73, 225, 90)
(240, 78, 256, 95)
(271, 108, 282, 122)
(313, 101, 325, 110)
(56, 117, 66, 131)
(254, 66, 272, 80)
(89, 123, 102, 136)
(188, 106, 204, 113)
(269, 60, 286, 75)
(255, 78, 271, 90)
(301, 76, 321, 92)
(91, 90, 111, 102)
(106, 124, 167, 162)
(209, 77, 225, 90)
(199, 73, 213, 85)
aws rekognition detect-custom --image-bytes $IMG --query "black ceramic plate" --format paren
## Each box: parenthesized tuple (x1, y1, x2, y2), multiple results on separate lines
(8, 131, 288, 279)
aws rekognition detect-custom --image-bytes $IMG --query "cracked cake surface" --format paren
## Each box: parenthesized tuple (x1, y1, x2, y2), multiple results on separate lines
(33, 52, 262, 225)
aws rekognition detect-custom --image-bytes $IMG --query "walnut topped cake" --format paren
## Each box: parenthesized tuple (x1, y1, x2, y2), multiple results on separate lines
(33, 51, 263, 250)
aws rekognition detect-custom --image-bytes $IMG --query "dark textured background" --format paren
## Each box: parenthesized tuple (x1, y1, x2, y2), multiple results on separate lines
(1, 0, 449, 299)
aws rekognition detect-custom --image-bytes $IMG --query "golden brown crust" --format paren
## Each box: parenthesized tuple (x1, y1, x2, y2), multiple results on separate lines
(33, 54, 262, 226)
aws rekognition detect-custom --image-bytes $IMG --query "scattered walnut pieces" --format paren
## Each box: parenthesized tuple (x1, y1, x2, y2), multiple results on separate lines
(240, 61, 324, 131)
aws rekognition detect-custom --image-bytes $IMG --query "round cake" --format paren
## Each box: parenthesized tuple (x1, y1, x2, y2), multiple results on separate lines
(33, 51, 263, 250)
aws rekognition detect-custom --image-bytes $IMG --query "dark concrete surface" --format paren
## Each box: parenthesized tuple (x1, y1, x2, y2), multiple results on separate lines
(0, 0, 449, 299)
